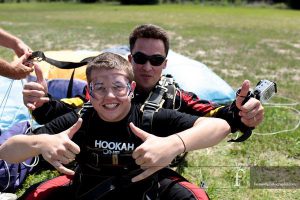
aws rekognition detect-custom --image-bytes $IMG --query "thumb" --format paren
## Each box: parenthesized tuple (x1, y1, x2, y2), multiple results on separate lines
(33, 63, 44, 84)
(236, 80, 250, 108)
(66, 118, 83, 139)
(34, 63, 48, 93)
(129, 122, 149, 142)
(19, 52, 31, 63)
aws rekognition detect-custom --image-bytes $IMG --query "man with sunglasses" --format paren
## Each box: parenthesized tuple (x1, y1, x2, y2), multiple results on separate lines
(129, 24, 263, 130)
(23, 24, 264, 199)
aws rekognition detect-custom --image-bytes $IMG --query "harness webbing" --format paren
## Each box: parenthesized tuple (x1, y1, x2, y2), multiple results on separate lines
(29, 51, 94, 69)
(77, 169, 159, 200)
(76, 103, 159, 200)
(139, 76, 187, 167)
(140, 75, 176, 133)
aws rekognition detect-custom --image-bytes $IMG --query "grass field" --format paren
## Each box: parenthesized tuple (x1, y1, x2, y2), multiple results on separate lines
(0, 3, 299, 199)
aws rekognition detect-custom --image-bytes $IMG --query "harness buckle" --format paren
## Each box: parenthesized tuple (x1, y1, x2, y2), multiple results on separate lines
(140, 99, 165, 112)
(28, 51, 46, 62)
(112, 154, 119, 165)
(155, 84, 168, 92)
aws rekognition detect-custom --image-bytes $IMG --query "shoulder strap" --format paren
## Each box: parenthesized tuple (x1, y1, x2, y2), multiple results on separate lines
(77, 102, 93, 141)
(78, 102, 93, 118)
(140, 75, 177, 133)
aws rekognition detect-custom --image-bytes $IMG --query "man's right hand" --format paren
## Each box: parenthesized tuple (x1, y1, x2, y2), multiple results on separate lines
(23, 63, 49, 110)
(9, 52, 34, 80)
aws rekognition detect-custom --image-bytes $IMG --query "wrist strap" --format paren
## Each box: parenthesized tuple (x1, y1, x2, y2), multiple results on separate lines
(175, 133, 186, 153)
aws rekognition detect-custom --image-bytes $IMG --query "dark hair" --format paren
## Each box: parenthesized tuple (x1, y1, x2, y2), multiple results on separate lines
(86, 52, 134, 83)
(129, 24, 169, 56)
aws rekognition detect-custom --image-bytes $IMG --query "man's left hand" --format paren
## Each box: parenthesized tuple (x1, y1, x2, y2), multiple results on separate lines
(235, 80, 264, 128)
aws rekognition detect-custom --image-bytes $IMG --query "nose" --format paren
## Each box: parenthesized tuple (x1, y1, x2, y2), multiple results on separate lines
(105, 88, 117, 98)
(142, 60, 153, 71)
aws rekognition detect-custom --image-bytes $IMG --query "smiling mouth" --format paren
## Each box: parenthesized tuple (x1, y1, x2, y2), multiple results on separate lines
(103, 103, 119, 109)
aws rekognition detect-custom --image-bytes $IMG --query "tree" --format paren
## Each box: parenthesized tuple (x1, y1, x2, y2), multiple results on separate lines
(120, 0, 159, 5)
(287, 0, 300, 9)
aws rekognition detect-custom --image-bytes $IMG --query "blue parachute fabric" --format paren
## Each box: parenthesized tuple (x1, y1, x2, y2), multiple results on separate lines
(0, 120, 36, 192)
(0, 76, 32, 132)
(165, 50, 235, 104)
(0, 77, 36, 192)
(103, 45, 235, 105)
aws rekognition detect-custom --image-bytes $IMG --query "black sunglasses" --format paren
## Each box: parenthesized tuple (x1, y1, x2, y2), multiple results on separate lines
(132, 52, 166, 66)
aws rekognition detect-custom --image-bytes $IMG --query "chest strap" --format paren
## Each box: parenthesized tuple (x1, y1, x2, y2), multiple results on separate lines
(140, 75, 176, 133)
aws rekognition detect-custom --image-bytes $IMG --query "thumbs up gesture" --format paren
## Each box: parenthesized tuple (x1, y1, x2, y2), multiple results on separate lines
(130, 123, 181, 182)
(235, 80, 264, 127)
(23, 63, 49, 110)
(40, 118, 82, 175)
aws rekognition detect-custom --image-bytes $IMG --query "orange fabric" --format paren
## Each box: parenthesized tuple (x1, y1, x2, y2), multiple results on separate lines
(25, 175, 73, 200)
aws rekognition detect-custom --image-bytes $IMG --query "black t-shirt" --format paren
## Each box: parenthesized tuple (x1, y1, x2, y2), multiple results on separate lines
(34, 103, 199, 198)
(76, 103, 198, 172)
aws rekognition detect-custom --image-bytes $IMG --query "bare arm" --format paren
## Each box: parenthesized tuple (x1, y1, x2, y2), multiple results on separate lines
(0, 29, 31, 57)
(0, 134, 49, 163)
(176, 117, 231, 151)
(130, 117, 231, 182)
(0, 119, 82, 175)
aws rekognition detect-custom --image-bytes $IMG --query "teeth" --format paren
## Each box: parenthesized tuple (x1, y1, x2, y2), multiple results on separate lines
(104, 104, 118, 108)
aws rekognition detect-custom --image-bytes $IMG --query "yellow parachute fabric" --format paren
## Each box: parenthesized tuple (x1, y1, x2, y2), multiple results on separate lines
(29, 50, 101, 81)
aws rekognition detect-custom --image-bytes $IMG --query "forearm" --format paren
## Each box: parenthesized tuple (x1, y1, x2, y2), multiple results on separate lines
(215, 103, 252, 133)
(0, 29, 21, 50)
(0, 59, 14, 79)
(176, 117, 231, 152)
(0, 134, 45, 163)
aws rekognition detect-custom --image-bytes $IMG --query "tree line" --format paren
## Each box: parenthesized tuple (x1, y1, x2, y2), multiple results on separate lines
(0, 0, 299, 10)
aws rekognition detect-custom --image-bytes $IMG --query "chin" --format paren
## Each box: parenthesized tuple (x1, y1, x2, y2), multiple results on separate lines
(101, 115, 122, 122)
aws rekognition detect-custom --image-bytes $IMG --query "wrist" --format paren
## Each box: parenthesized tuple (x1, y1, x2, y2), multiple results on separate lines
(173, 133, 186, 155)
(31, 134, 46, 155)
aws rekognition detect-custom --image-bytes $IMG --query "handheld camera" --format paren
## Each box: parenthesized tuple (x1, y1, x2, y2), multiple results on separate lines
(253, 80, 277, 103)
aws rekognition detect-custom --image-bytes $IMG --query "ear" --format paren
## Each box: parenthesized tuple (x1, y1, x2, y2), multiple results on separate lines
(87, 82, 95, 99)
(162, 59, 168, 70)
(128, 54, 132, 63)
(130, 81, 136, 93)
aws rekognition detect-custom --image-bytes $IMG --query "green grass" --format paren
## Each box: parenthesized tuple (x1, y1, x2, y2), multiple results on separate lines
(0, 3, 300, 199)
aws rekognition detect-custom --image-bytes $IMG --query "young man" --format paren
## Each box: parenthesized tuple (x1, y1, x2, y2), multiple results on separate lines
(19, 52, 231, 199)
(0, 28, 33, 79)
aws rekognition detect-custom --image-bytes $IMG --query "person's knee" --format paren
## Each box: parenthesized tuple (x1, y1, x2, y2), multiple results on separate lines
(158, 177, 209, 200)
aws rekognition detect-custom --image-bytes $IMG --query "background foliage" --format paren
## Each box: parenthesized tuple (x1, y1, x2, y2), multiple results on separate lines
(0, 3, 299, 199)
(0, 0, 300, 9)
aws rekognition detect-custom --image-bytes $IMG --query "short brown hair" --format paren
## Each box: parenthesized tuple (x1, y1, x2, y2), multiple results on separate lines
(129, 24, 169, 56)
(86, 52, 134, 83)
